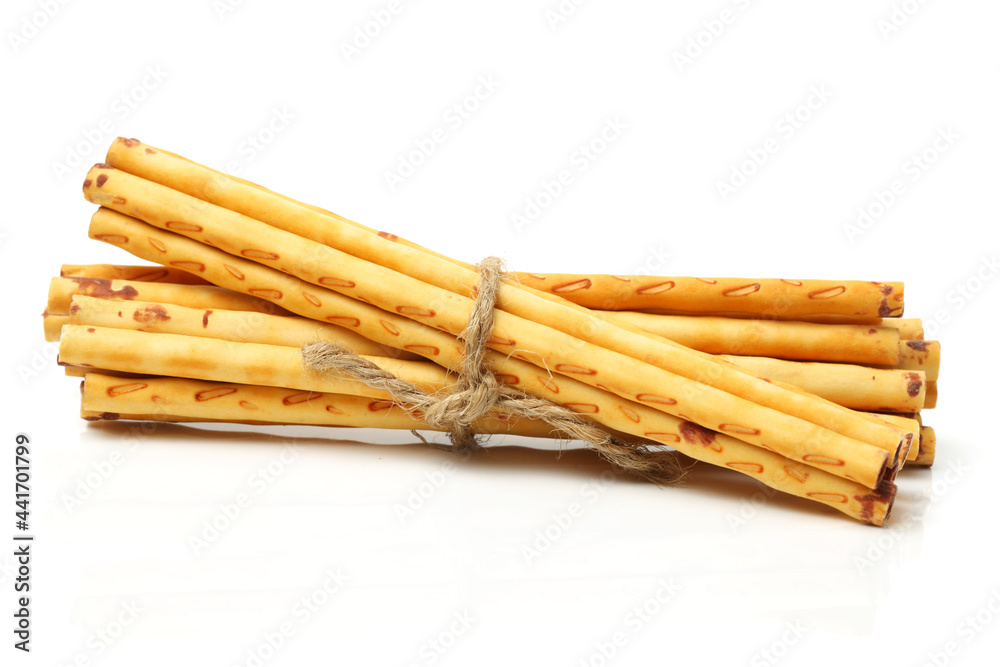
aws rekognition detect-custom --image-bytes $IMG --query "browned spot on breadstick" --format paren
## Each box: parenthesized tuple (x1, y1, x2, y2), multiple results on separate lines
(107, 382, 148, 396)
(618, 406, 641, 423)
(249, 288, 283, 299)
(94, 234, 129, 244)
(302, 292, 321, 307)
(132, 305, 170, 323)
(611, 275, 631, 282)
(223, 264, 245, 280)
(555, 364, 596, 375)
(111, 195, 127, 205)
(404, 344, 440, 356)
(526, 273, 547, 280)
(807, 492, 848, 503)
(696, 278, 717, 284)
(487, 334, 515, 346)
(495, 373, 519, 385)
(282, 393, 312, 405)
(145, 147, 156, 154)
(718, 424, 760, 436)
(379, 320, 401, 336)
(326, 316, 360, 327)
(368, 400, 394, 412)
(637, 281, 675, 295)
(906, 340, 929, 352)
(170, 261, 206, 273)
(905, 372, 923, 397)
(781, 279, 803, 286)
(241, 249, 279, 260)
(563, 403, 599, 414)
(83, 179, 92, 188)
(196, 387, 238, 401)
(536, 376, 559, 393)
(636, 393, 676, 405)
(94, 163, 116, 170)
(802, 454, 845, 466)
(552, 278, 592, 293)
(239, 400, 257, 410)
(783, 466, 809, 483)
(723, 283, 761, 297)
(121, 138, 140, 148)
(68, 277, 139, 300)
(396, 306, 435, 317)
(727, 462, 764, 473)
(202, 310, 212, 328)
(854, 484, 894, 522)
(377, 231, 399, 241)
(83, 412, 120, 421)
(808, 285, 847, 299)
(165, 221, 203, 232)
(151, 395, 167, 405)
(96, 174, 109, 188)
(87, 328, 96, 333)
(644, 432, 681, 443)
(678, 422, 722, 452)
(318, 277, 356, 288)
(325, 404, 343, 415)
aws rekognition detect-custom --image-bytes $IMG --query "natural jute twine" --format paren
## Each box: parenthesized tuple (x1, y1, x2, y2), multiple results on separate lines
(301, 257, 684, 485)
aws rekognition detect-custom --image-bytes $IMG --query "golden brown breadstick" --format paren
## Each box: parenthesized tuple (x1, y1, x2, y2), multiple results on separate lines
(865, 413, 921, 463)
(107, 138, 903, 320)
(612, 312, 899, 364)
(924, 382, 937, 409)
(893, 340, 940, 381)
(84, 170, 908, 485)
(913, 426, 935, 466)
(87, 208, 899, 487)
(876, 318, 923, 340)
(79, 371, 895, 525)
(67, 294, 416, 360)
(722, 356, 925, 413)
(47, 276, 286, 317)
(61, 263, 211, 285)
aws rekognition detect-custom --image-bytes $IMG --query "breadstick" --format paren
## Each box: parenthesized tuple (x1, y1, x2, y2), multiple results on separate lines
(58, 325, 451, 399)
(43, 312, 68, 342)
(61, 263, 210, 285)
(67, 294, 416, 360)
(47, 276, 286, 317)
(611, 312, 899, 364)
(87, 207, 899, 487)
(893, 340, 940, 381)
(913, 426, 935, 466)
(107, 139, 903, 320)
(79, 371, 895, 525)
(865, 413, 921, 463)
(722, 356, 925, 413)
(84, 170, 910, 478)
(876, 318, 923, 340)
(924, 382, 937, 409)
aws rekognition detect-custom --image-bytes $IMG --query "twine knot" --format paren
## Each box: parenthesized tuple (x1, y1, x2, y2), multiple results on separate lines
(301, 256, 684, 485)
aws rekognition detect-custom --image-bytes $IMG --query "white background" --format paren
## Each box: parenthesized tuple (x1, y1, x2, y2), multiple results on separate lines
(2, 1, 998, 665)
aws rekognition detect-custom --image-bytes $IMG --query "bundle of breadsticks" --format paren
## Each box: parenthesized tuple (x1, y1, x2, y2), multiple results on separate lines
(43, 137, 942, 527)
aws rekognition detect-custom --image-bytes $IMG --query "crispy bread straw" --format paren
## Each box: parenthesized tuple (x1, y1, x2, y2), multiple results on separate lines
(924, 382, 937, 409)
(87, 208, 899, 487)
(106, 139, 903, 320)
(61, 263, 210, 285)
(511, 274, 905, 318)
(610, 312, 900, 364)
(722, 356, 926, 413)
(893, 341, 940, 381)
(913, 427, 936, 466)
(67, 294, 416, 360)
(58, 325, 450, 399)
(78, 372, 896, 525)
(58, 263, 903, 365)
(84, 171, 910, 480)
(877, 318, 924, 341)
(43, 313, 68, 342)
(47, 276, 286, 317)
(80, 373, 559, 438)
(865, 413, 921, 463)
